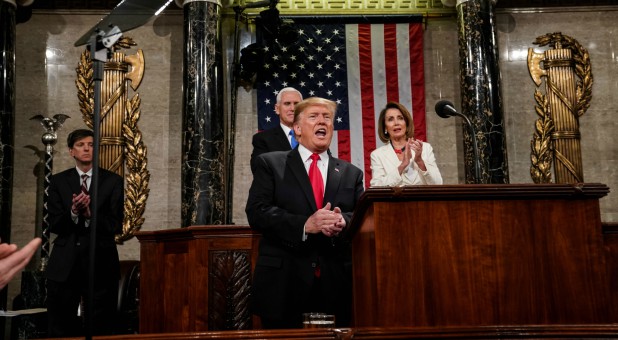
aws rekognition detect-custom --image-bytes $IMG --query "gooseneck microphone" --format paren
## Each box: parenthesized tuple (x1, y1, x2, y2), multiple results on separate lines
(434, 100, 482, 184)
(435, 100, 459, 119)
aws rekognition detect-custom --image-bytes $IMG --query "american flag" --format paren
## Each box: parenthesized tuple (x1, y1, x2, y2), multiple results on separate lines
(256, 16, 425, 187)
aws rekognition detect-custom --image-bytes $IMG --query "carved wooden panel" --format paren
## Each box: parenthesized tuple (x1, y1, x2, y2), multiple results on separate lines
(208, 250, 253, 330)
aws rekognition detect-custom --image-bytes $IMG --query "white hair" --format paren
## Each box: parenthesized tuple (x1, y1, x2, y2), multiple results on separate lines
(276, 87, 303, 104)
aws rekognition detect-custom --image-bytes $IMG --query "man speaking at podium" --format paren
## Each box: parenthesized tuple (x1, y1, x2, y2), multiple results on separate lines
(246, 97, 364, 329)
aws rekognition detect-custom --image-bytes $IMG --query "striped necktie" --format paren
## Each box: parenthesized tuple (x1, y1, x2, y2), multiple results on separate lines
(81, 174, 89, 194)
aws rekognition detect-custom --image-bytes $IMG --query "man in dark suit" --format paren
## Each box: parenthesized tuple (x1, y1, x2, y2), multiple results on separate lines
(250, 87, 303, 173)
(45, 129, 124, 337)
(246, 97, 364, 329)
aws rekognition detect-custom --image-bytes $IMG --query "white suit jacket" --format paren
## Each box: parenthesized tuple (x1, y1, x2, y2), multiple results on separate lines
(370, 142, 443, 187)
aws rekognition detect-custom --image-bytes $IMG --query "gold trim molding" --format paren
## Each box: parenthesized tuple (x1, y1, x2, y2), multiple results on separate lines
(235, 0, 456, 15)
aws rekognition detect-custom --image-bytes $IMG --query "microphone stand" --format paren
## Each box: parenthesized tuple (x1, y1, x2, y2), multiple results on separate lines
(456, 112, 482, 184)
(85, 27, 120, 340)
(86, 31, 102, 340)
(436, 101, 482, 184)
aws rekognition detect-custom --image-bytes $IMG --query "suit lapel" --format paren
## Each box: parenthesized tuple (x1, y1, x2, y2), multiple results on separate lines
(324, 155, 341, 207)
(287, 149, 318, 211)
(66, 168, 81, 195)
(274, 126, 292, 150)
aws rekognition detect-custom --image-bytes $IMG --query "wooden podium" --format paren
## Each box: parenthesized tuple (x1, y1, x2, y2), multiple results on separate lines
(135, 226, 260, 333)
(349, 183, 617, 327)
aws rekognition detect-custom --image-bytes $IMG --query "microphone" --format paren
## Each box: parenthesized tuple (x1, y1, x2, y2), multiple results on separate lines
(434, 100, 482, 184)
(435, 100, 459, 119)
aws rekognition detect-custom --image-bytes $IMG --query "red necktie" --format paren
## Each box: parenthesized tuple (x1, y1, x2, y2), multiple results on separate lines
(309, 153, 324, 209)
(81, 174, 89, 194)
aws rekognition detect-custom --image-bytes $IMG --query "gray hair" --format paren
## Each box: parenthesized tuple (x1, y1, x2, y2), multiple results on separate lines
(276, 87, 303, 104)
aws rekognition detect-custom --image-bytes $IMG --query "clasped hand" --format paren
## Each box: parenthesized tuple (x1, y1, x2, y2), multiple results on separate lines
(305, 202, 346, 238)
(71, 192, 91, 218)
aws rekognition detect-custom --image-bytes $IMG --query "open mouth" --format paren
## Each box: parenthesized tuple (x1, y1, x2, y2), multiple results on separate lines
(315, 128, 327, 137)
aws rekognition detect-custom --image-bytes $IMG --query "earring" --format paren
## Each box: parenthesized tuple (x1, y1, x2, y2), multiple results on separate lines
(384, 130, 388, 135)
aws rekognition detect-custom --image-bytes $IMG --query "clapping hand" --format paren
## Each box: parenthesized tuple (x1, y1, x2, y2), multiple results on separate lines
(306, 202, 346, 238)
(0, 237, 42, 289)
(71, 192, 91, 218)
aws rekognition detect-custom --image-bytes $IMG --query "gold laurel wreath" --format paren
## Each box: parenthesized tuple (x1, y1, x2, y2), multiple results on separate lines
(529, 32, 593, 184)
(75, 39, 150, 243)
(530, 89, 553, 183)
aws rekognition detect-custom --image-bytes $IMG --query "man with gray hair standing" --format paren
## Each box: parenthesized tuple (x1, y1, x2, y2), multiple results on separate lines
(250, 87, 303, 173)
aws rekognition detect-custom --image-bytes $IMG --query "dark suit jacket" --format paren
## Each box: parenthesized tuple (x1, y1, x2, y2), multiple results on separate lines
(245, 148, 364, 323)
(250, 126, 291, 173)
(45, 167, 124, 284)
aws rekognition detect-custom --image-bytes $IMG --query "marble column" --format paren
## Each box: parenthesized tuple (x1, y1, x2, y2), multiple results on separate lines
(0, 0, 17, 311)
(456, 0, 509, 183)
(178, 0, 227, 227)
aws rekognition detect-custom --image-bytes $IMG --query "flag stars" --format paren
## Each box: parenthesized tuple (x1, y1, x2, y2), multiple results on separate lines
(316, 29, 322, 35)
(308, 72, 315, 78)
(273, 72, 279, 78)
(332, 29, 340, 35)
(281, 64, 288, 70)
(317, 46, 323, 52)
(337, 116, 343, 123)
(336, 99, 342, 104)
(333, 46, 340, 52)
(264, 81, 271, 86)
(309, 90, 316, 96)
(325, 55, 332, 61)
(326, 72, 333, 78)
(307, 38, 314, 44)
(327, 90, 333, 96)
(273, 55, 280, 61)
(265, 116, 271, 122)
(335, 81, 342, 87)
(334, 64, 341, 70)
(317, 64, 323, 70)
(299, 81, 306, 87)
(291, 73, 297, 79)
(317, 81, 324, 87)
(264, 98, 271, 105)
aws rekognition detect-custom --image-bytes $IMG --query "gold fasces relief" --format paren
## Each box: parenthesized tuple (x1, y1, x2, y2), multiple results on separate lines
(75, 37, 150, 243)
(527, 32, 593, 184)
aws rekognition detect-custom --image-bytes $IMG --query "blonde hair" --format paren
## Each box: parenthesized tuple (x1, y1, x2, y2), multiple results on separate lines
(293, 97, 337, 123)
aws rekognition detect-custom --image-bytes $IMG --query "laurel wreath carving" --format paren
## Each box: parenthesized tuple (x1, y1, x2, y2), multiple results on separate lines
(533, 32, 593, 118)
(75, 38, 150, 243)
(529, 32, 592, 184)
(530, 89, 554, 183)
(118, 94, 150, 243)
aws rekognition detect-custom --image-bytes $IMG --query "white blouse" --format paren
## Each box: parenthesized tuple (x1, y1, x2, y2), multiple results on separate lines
(369, 142, 443, 187)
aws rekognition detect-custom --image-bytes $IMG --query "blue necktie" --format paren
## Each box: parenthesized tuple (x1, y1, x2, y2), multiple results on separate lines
(289, 130, 298, 148)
